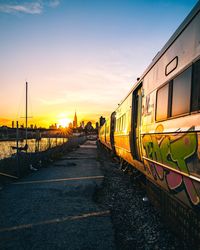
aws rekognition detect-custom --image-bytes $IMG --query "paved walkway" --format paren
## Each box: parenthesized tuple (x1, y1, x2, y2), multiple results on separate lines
(0, 140, 116, 250)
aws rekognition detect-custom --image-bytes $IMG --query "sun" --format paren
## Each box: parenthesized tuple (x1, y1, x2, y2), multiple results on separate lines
(57, 118, 71, 128)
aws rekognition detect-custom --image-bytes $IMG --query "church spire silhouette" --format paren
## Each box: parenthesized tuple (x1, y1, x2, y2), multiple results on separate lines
(73, 111, 77, 128)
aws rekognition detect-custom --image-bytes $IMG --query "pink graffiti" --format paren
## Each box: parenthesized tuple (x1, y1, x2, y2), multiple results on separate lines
(183, 177, 200, 205)
(166, 172, 182, 190)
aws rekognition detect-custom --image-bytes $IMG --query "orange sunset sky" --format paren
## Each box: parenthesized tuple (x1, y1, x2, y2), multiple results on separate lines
(0, 0, 197, 128)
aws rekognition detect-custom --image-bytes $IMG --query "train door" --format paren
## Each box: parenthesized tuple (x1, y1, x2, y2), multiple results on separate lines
(131, 84, 143, 161)
(110, 112, 116, 152)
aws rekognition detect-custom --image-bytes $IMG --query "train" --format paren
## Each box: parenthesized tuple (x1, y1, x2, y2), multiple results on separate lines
(99, 1, 200, 243)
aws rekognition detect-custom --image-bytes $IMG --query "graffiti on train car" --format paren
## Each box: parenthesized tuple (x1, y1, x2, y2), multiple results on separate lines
(142, 125, 200, 205)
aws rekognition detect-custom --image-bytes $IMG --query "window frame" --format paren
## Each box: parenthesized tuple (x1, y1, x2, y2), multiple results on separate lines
(155, 82, 170, 122)
(171, 66, 192, 117)
(191, 58, 200, 113)
(155, 62, 199, 122)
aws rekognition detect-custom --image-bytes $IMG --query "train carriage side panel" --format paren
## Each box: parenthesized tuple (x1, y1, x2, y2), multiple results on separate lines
(114, 92, 144, 169)
(105, 118, 112, 150)
(114, 93, 132, 161)
(101, 1, 200, 208)
(99, 122, 106, 146)
(110, 111, 116, 153)
(140, 6, 200, 207)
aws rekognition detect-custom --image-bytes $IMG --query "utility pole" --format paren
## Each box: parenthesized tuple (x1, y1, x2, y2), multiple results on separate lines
(16, 121, 20, 176)
(25, 81, 28, 151)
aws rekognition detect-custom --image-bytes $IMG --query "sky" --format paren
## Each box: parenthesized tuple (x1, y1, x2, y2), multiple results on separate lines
(0, 0, 198, 128)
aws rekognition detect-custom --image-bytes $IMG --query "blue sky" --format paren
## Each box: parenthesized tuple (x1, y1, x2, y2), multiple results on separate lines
(0, 0, 198, 127)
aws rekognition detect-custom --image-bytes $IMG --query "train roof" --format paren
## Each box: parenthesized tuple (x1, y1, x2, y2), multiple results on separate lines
(116, 0, 200, 109)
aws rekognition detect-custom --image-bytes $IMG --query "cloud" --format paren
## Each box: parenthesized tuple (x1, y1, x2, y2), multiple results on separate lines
(0, 1, 60, 15)
(48, 0, 60, 8)
(0, 2, 42, 14)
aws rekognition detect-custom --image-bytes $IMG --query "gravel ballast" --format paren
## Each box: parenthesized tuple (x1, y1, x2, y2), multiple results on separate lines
(96, 144, 189, 250)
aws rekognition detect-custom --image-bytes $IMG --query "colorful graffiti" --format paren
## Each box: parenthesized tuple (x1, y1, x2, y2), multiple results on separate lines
(142, 126, 200, 206)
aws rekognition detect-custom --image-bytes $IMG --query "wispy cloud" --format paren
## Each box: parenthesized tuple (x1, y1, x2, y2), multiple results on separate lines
(0, 1, 60, 15)
(0, 2, 42, 14)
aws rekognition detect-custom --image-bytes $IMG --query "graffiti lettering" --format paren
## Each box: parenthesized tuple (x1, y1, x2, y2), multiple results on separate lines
(142, 127, 199, 205)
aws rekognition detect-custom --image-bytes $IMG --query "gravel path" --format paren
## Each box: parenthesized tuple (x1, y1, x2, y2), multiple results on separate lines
(96, 144, 189, 250)
(0, 141, 115, 250)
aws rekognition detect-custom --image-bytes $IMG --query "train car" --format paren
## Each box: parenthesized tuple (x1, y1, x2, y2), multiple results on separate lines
(99, 1, 200, 244)
(99, 121, 106, 146)
(105, 118, 112, 150)
(111, 1, 200, 209)
(114, 92, 144, 168)
(99, 118, 112, 149)
(99, 112, 116, 151)
(100, 1, 200, 210)
(140, 2, 200, 209)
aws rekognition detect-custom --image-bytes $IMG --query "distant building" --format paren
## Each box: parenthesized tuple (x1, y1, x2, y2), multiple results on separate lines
(49, 123, 57, 130)
(12, 121, 14, 128)
(68, 122, 73, 128)
(80, 121, 84, 129)
(73, 112, 78, 128)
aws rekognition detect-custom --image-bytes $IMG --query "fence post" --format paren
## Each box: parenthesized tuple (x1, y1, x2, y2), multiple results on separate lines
(16, 121, 20, 177)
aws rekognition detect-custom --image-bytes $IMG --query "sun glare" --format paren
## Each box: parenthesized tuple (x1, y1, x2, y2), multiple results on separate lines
(57, 118, 71, 128)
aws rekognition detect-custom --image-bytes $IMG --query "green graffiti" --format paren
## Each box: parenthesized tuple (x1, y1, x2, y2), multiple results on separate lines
(170, 133, 197, 173)
(143, 132, 197, 173)
(159, 136, 177, 169)
(142, 135, 162, 162)
(142, 129, 199, 205)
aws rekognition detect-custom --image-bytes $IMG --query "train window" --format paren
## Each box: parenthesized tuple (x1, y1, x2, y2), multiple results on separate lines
(117, 118, 121, 132)
(191, 59, 200, 112)
(156, 83, 169, 121)
(121, 114, 125, 131)
(123, 114, 126, 130)
(171, 67, 192, 117)
(116, 119, 119, 132)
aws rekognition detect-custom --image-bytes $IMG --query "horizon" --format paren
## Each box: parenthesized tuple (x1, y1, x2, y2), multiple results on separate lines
(0, 0, 198, 128)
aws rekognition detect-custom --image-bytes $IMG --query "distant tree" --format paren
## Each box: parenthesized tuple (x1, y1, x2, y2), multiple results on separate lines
(84, 121, 94, 134)
(99, 116, 105, 126)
